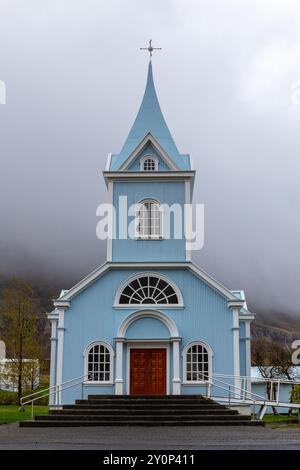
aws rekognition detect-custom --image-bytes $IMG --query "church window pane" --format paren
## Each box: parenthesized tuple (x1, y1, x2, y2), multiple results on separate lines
(143, 157, 156, 171)
(185, 343, 210, 382)
(86, 343, 113, 382)
(117, 274, 180, 305)
(136, 200, 162, 239)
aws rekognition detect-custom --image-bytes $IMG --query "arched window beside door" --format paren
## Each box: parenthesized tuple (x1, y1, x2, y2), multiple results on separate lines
(182, 341, 213, 383)
(84, 342, 114, 384)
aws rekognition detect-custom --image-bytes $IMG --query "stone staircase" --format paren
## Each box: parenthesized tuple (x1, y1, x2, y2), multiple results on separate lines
(20, 395, 263, 427)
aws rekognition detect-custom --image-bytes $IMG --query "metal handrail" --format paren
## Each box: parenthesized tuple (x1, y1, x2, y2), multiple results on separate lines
(214, 373, 300, 385)
(20, 373, 91, 419)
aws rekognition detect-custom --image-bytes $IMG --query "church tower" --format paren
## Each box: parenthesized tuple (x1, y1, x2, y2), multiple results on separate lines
(103, 60, 195, 263)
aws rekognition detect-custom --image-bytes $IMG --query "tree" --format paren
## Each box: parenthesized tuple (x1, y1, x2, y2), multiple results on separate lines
(0, 278, 42, 403)
(252, 337, 295, 414)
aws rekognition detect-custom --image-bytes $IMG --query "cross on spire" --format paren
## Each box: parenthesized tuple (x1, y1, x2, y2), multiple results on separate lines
(140, 39, 162, 60)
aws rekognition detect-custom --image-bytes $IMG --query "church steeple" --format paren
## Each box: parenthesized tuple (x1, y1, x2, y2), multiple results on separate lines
(119, 61, 180, 162)
(108, 61, 191, 171)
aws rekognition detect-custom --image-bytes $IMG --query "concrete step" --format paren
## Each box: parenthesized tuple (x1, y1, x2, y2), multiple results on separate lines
(75, 398, 220, 406)
(50, 408, 239, 416)
(38, 413, 248, 421)
(20, 419, 263, 427)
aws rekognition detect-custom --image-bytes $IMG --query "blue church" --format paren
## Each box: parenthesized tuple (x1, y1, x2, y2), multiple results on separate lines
(47, 58, 254, 406)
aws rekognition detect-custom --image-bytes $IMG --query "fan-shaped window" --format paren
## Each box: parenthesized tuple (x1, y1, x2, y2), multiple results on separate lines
(136, 199, 162, 239)
(85, 342, 114, 383)
(183, 342, 213, 383)
(117, 275, 181, 305)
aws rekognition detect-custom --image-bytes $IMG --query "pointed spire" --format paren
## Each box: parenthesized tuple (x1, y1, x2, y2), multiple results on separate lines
(117, 61, 181, 164)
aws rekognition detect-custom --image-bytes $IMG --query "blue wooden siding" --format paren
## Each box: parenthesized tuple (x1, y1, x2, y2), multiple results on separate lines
(61, 267, 235, 403)
(112, 181, 186, 262)
(126, 143, 170, 171)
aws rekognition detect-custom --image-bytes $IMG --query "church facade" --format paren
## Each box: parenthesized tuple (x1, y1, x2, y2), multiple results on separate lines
(48, 60, 254, 405)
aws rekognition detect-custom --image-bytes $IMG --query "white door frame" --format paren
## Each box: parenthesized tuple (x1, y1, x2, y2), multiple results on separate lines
(126, 341, 170, 395)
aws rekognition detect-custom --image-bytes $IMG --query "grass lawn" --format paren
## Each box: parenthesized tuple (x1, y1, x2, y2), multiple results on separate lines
(263, 414, 299, 424)
(0, 405, 49, 424)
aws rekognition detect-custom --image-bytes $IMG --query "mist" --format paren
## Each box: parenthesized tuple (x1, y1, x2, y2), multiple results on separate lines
(0, 0, 300, 317)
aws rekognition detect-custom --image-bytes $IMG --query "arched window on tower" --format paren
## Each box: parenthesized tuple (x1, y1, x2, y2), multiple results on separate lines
(136, 199, 162, 239)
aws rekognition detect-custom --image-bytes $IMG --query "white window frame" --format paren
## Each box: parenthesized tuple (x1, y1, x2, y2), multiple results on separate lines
(140, 155, 159, 172)
(84, 341, 114, 385)
(182, 341, 213, 385)
(135, 198, 163, 240)
(113, 272, 184, 308)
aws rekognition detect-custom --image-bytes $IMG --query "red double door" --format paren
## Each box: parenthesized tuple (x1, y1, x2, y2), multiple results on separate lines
(130, 348, 166, 395)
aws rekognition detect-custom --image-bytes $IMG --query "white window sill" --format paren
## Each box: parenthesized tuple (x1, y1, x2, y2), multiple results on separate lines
(83, 381, 113, 386)
(113, 304, 184, 309)
(134, 236, 164, 241)
(182, 381, 209, 386)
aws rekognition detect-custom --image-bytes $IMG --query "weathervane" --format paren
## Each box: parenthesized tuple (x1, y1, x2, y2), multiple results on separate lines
(140, 39, 162, 60)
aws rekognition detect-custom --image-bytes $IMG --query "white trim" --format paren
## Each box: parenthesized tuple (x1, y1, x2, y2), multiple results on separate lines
(184, 180, 191, 262)
(118, 133, 179, 172)
(107, 181, 113, 261)
(230, 307, 241, 395)
(245, 321, 251, 393)
(116, 310, 180, 339)
(56, 308, 65, 404)
(103, 171, 195, 183)
(126, 342, 170, 395)
(113, 272, 184, 308)
(49, 319, 58, 405)
(106, 152, 112, 171)
(182, 340, 213, 385)
(83, 340, 115, 385)
(115, 340, 124, 394)
(140, 154, 159, 172)
(172, 339, 181, 394)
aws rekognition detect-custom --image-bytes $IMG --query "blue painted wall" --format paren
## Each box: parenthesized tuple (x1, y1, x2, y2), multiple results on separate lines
(61, 267, 235, 403)
(112, 181, 186, 262)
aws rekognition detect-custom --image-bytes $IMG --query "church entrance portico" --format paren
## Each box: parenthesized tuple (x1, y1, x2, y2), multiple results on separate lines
(115, 310, 181, 395)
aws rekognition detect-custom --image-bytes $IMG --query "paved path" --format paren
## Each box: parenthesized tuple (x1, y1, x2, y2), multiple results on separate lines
(0, 423, 300, 449)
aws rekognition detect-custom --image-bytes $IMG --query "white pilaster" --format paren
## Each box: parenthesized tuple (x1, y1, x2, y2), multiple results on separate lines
(245, 321, 252, 396)
(49, 318, 58, 405)
(172, 339, 181, 395)
(228, 300, 244, 399)
(184, 181, 191, 262)
(56, 307, 66, 405)
(115, 339, 124, 395)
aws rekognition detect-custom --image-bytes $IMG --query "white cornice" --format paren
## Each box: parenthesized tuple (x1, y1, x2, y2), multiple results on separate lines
(103, 171, 195, 184)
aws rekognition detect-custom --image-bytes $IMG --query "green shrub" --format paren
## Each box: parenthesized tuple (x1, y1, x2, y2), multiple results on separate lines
(0, 390, 18, 405)
(291, 384, 300, 403)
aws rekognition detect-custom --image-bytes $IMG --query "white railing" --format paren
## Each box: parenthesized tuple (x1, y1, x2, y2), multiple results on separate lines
(204, 373, 300, 420)
(20, 373, 91, 419)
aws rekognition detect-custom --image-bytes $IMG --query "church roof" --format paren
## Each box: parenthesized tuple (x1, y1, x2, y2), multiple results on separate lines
(109, 62, 190, 171)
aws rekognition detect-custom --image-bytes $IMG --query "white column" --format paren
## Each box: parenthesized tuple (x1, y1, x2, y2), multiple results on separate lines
(172, 339, 181, 395)
(228, 302, 243, 398)
(56, 308, 66, 405)
(115, 339, 124, 395)
(49, 318, 58, 406)
(245, 321, 252, 396)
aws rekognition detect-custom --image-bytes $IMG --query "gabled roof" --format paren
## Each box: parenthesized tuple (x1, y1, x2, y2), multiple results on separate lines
(109, 62, 191, 171)
(52, 261, 254, 319)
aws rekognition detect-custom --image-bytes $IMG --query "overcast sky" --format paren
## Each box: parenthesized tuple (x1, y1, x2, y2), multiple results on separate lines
(0, 0, 299, 316)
